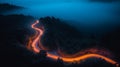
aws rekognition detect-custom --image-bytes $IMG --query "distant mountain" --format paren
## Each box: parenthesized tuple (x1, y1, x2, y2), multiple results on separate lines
(0, 3, 24, 13)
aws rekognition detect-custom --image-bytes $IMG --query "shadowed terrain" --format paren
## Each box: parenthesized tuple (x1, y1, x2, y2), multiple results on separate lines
(40, 17, 120, 58)
(0, 15, 119, 67)
(0, 15, 117, 67)
(40, 17, 98, 54)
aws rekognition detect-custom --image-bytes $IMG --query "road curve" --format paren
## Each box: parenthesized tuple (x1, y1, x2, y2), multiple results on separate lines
(28, 20, 119, 67)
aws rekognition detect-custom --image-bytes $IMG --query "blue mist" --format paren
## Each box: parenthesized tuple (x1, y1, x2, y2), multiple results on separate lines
(0, 0, 120, 35)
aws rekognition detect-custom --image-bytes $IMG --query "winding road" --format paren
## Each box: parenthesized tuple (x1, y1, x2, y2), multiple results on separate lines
(27, 20, 119, 67)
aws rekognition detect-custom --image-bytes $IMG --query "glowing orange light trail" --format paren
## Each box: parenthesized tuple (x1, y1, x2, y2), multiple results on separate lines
(30, 20, 43, 53)
(28, 20, 119, 67)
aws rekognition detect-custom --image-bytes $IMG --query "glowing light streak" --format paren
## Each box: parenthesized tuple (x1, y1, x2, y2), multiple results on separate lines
(27, 20, 119, 67)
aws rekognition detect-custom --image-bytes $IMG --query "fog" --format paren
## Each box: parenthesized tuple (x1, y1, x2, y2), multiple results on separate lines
(0, 0, 120, 34)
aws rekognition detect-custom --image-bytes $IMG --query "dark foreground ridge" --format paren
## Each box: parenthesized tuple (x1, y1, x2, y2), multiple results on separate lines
(0, 15, 119, 67)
